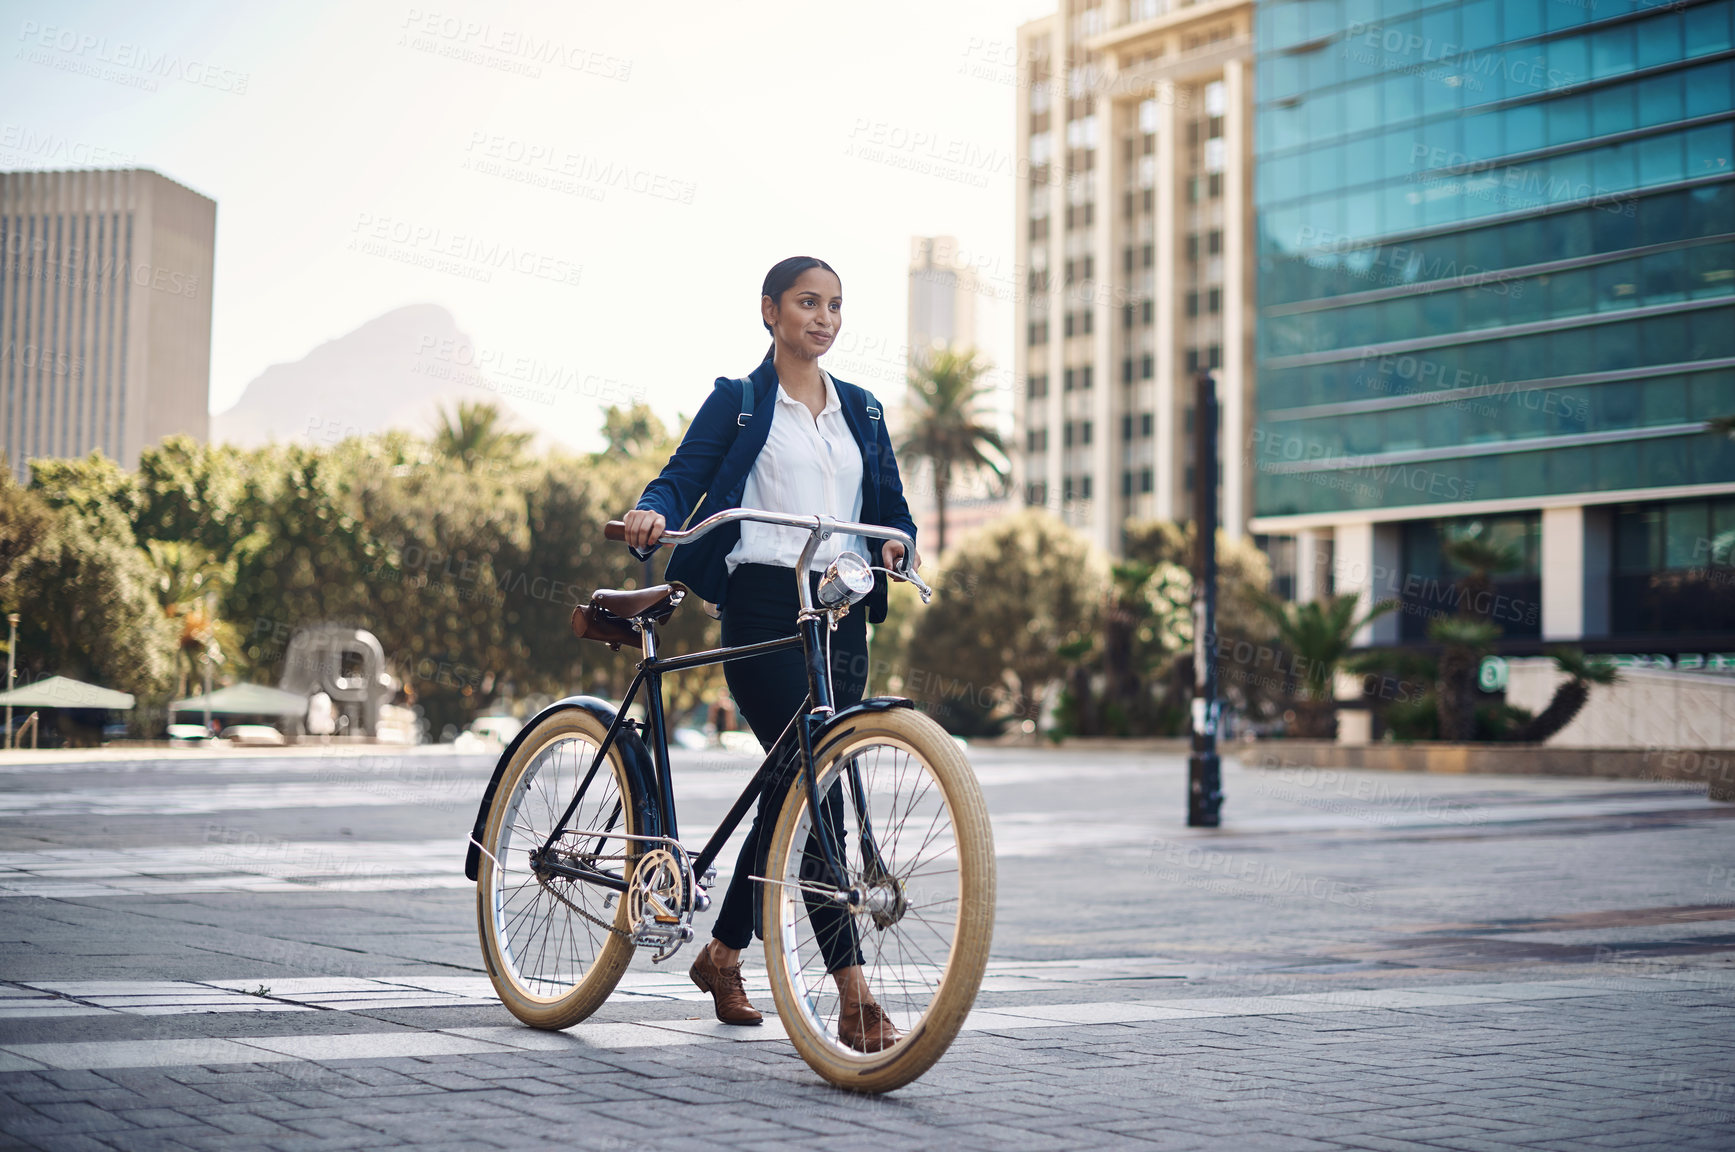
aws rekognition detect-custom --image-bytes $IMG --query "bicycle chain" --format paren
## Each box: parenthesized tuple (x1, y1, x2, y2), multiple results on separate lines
(536, 852, 631, 941)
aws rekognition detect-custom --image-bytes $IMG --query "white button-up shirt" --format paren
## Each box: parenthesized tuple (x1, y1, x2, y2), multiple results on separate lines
(725, 369, 868, 574)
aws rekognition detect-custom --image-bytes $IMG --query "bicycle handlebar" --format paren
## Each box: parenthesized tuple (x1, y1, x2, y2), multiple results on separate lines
(604, 508, 932, 604)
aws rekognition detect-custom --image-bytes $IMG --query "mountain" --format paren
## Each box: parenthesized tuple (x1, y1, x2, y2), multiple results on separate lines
(211, 304, 486, 447)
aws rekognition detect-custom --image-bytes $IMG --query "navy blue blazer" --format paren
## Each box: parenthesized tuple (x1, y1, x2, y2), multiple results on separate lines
(634, 359, 917, 624)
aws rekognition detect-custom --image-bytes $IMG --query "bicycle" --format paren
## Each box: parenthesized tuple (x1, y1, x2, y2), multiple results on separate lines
(464, 508, 996, 1092)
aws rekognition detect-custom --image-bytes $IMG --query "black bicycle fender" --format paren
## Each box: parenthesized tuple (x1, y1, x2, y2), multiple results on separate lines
(463, 695, 661, 882)
(810, 696, 917, 760)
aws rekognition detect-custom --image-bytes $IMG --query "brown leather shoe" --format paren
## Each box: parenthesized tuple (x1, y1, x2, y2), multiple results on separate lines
(689, 944, 762, 1025)
(838, 996, 900, 1052)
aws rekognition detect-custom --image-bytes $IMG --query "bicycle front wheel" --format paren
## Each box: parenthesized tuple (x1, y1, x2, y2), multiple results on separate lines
(476, 708, 639, 1029)
(761, 706, 995, 1093)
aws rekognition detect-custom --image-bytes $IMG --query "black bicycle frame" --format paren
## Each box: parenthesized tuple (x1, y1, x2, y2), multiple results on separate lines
(538, 615, 857, 896)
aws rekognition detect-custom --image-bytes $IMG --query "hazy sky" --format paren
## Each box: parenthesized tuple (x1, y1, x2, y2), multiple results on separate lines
(2, 0, 1055, 451)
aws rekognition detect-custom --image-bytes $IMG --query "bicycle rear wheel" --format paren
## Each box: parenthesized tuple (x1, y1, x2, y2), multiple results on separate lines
(476, 708, 639, 1029)
(761, 706, 995, 1093)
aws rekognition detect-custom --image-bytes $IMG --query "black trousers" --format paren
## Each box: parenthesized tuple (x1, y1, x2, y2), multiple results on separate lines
(712, 563, 868, 972)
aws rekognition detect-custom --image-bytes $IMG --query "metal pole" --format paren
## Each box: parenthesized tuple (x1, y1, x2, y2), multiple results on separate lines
(5, 613, 17, 751)
(1188, 371, 1223, 828)
(203, 595, 214, 738)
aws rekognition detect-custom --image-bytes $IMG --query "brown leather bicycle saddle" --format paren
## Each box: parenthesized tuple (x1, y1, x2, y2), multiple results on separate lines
(570, 584, 685, 650)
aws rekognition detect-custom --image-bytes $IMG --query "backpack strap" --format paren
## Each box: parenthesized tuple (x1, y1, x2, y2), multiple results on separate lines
(736, 376, 754, 427)
(861, 388, 882, 422)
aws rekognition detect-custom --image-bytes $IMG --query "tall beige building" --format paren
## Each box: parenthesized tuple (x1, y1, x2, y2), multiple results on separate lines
(904, 235, 1010, 553)
(1, 168, 215, 480)
(1015, 0, 1254, 553)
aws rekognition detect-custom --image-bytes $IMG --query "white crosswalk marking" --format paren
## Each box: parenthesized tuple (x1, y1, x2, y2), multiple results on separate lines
(0, 973, 1718, 1071)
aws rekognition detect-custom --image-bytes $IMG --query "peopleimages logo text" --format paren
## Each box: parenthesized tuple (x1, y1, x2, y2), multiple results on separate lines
(16, 20, 250, 93)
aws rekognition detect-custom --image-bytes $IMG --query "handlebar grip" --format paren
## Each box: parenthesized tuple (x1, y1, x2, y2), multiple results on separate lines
(604, 521, 627, 541)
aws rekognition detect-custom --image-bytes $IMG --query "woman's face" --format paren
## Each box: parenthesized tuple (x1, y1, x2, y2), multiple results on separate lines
(763, 267, 842, 361)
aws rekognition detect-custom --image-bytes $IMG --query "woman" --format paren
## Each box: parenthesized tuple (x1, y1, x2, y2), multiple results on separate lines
(621, 256, 919, 1053)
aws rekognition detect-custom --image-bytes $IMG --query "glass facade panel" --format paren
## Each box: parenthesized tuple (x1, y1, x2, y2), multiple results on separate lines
(1256, 0, 1735, 521)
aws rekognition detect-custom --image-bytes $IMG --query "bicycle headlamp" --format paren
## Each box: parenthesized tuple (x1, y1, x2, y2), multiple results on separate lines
(816, 550, 874, 609)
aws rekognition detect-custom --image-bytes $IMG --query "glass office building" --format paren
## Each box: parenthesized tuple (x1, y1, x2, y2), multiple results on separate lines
(1250, 0, 1735, 654)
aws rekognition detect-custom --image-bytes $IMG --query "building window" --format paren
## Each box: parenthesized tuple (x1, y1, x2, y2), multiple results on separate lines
(1026, 427, 1048, 452)
(1185, 292, 1199, 317)
(1063, 475, 1075, 501)
(1027, 374, 1048, 398)
(1207, 172, 1222, 199)
(1028, 217, 1048, 242)
(1207, 344, 1221, 369)
(1063, 421, 1074, 447)
(1082, 255, 1094, 281)
(1140, 299, 1153, 325)
(1206, 230, 1222, 255)
(1207, 287, 1221, 313)
(1081, 365, 1094, 389)
(1064, 313, 1074, 337)
(1611, 497, 1735, 635)
(1204, 80, 1225, 117)
(1185, 348, 1199, 373)
(1027, 320, 1048, 346)
(1122, 304, 1135, 331)
(1121, 414, 1133, 442)
(1064, 368, 1075, 392)
(1140, 412, 1153, 437)
(1026, 481, 1046, 506)
(1122, 471, 1134, 497)
(1080, 475, 1092, 499)
(1185, 234, 1199, 261)
(1184, 465, 1193, 492)
(1140, 354, 1152, 379)
(1123, 246, 1136, 273)
(1080, 420, 1093, 446)
(1121, 358, 1134, 383)
(1141, 243, 1153, 268)
(1140, 467, 1152, 493)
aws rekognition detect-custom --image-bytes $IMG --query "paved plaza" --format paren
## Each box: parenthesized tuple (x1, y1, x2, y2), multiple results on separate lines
(0, 742, 1730, 1150)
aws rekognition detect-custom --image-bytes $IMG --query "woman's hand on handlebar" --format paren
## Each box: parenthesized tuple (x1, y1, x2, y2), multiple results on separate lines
(622, 509, 666, 550)
(881, 540, 920, 579)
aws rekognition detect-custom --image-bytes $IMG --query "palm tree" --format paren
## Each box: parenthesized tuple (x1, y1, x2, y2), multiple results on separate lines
(1257, 594, 1398, 739)
(146, 541, 235, 700)
(1429, 615, 1500, 741)
(1507, 648, 1621, 743)
(1442, 534, 1521, 622)
(434, 401, 532, 472)
(899, 347, 1010, 555)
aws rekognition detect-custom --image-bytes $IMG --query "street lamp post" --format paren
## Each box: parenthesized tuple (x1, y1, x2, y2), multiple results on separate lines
(1188, 372, 1224, 828)
(5, 613, 17, 751)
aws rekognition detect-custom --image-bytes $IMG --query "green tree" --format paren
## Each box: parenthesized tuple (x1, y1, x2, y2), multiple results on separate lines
(1257, 594, 1399, 739)
(899, 348, 1009, 555)
(17, 454, 177, 735)
(600, 403, 669, 457)
(1506, 649, 1620, 744)
(1429, 615, 1500, 742)
(1442, 534, 1521, 623)
(146, 540, 237, 701)
(0, 463, 52, 603)
(903, 510, 1106, 735)
(434, 400, 532, 472)
(135, 436, 247, 554)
